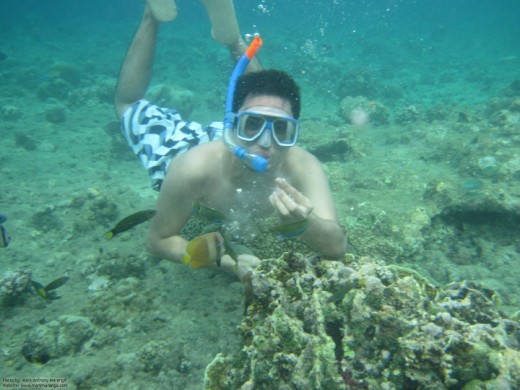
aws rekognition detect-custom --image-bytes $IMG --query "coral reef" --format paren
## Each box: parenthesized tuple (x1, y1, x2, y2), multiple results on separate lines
(147, 84, 195, 118)
(84, 277, 153, 327)
(14, 132, 38, 151)
(44, 105, 67, 123)
(0, 269, 33, 306)
(30, 205, 64, 231)
(424, 104, 452, 122)
(204, 253, 520, 389)
(36, 79, 72, 102)
(0, 104, 22, 120)
(48, 62, 82, 86)
(69, 189, 120, 234)
(136, 340, 187, 374)
(338, 69, 378, 99)
(339, 96, 390, 126)
(21, 315, 94, 363)
(395, 105, 421, 125)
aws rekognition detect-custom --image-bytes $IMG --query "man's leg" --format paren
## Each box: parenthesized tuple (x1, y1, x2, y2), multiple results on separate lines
(202, 0, 263, 72)
(114, 1, 177, 119)
(202, 0, 239, 46)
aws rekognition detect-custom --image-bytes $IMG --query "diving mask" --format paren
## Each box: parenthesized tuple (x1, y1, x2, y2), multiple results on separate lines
(234, 112, 299, 147)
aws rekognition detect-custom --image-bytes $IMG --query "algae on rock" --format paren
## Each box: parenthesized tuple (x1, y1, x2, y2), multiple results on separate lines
(204, 253, 520, 389)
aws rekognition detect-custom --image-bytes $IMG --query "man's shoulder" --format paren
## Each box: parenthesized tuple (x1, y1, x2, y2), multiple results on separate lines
(284, 146, 325, 183)
(162, 141, 228, 194)
(187, 140, 226, 161)
(173, 141, 227, 176)
(287, 146, 320, 165)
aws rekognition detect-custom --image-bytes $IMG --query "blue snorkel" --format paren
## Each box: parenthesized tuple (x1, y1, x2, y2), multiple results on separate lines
(223, 34, 268, 173)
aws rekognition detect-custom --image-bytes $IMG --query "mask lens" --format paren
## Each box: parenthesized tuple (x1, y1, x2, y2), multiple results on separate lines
(242, 115, 266, 139)
(273, 119, 295, 144)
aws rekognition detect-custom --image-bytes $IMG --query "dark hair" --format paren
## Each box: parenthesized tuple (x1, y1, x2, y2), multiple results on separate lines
(232, 69, 301, 119)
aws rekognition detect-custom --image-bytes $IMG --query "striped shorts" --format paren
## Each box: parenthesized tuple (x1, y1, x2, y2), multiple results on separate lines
(121, 100, 223, 190)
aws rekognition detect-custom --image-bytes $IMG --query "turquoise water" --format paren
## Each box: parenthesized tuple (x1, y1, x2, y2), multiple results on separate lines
(1, 1, 519, 388)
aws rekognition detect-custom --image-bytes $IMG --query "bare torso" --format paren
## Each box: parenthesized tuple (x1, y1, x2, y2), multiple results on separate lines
(191, 140, 287, 205)
(150, 138, 345, 261)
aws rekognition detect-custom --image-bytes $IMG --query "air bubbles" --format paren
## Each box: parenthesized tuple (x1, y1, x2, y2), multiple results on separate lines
(244, 32, 261, 43)
(255, 1, 271, 14)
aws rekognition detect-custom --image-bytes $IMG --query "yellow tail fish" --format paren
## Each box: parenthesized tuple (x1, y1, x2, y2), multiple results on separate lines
(183, 232, 224, 269)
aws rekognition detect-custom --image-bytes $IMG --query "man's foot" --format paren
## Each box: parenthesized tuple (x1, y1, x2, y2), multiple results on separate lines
(146, 0, 177, 22)
(202, 0, 240, 45)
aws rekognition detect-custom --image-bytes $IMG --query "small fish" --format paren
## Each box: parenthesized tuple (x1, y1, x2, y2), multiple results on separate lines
(328, 286, 351, 304)
(270, 219, 308, 240)
(224, 240, 254, 262)
(183, 232, 224, 269)
(106, 210, 156, 239)
(192, 202, 226, 223)
(0, 214, 11, 248)
(32, 276, 69, 299)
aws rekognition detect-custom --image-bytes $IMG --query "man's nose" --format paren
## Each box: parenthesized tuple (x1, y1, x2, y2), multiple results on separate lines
(257, 125, 272, 148)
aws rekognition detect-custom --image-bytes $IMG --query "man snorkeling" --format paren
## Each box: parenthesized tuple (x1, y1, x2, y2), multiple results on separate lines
(114, 0, 346, 282)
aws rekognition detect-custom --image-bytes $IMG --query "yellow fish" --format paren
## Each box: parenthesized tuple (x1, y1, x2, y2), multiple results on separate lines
(183, 232, 224, 269)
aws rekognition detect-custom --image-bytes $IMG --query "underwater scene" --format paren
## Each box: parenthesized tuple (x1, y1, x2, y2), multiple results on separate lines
(1, 0, 520, 388)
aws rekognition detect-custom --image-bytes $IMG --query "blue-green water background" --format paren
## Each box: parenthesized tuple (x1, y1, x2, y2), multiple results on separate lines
(1, 0, 519, 113)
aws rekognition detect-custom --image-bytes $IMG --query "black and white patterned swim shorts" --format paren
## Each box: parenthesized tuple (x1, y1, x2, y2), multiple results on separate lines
(121, 100, 223, 191)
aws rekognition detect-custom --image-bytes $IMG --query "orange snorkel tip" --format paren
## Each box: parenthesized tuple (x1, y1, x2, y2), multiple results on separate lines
(245, 34, 263, 60)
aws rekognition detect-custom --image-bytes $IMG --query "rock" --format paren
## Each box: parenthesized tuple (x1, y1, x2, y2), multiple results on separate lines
(22, 315, 94, 363)
(147, 84, 195, 118)
(339, 96, 390, 126)
(45, 105, 66, 123)
(137, 340, 185, 374)
(36, 79, 71, 102)
(0, 104, 22, 120)
(204, 253, 520, 389)
(0, 269, 33, 306)
(395, 105, 421, 124)
(48, 62, 82, 86)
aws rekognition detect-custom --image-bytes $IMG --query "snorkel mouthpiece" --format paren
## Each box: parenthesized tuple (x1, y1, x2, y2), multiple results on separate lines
(224, 35, 268, 173)
(234, 146, 268, 172)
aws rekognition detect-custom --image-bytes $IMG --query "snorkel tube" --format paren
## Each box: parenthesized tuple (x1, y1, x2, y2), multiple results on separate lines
(223, 34, 268, 173)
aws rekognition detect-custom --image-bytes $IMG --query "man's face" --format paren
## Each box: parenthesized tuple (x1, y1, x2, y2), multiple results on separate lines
(235, 94, 297, 168)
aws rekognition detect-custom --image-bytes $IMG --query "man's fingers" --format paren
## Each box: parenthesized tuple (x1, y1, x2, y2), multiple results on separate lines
(275, 177, 297, 196)
(270, 189, 309, 220)
(275, 177, 312, 207)
(270, 192, 290, 216)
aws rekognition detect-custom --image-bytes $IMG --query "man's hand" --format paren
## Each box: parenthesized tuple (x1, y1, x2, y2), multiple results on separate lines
(269, 178, 313, 223)
(235, 254, 260, 283)
(218, 254, 260, 283)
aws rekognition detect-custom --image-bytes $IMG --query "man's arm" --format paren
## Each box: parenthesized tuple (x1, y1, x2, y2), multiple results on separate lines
(147, 155, 194, 262)
(147, 146, 240, 275)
